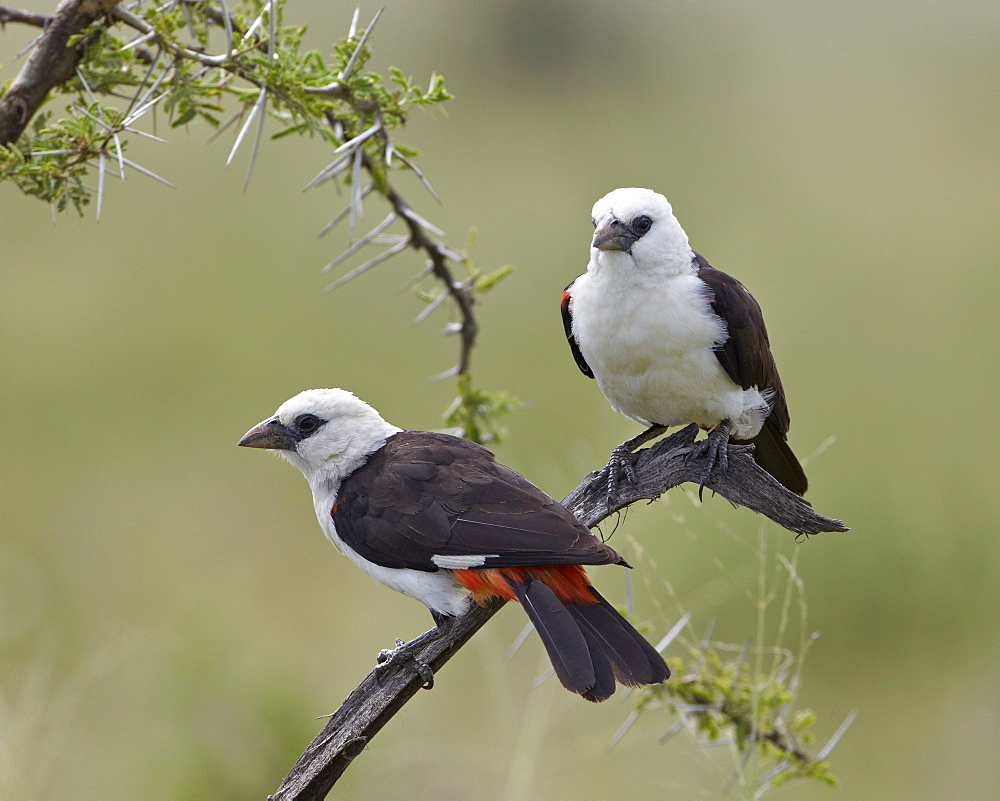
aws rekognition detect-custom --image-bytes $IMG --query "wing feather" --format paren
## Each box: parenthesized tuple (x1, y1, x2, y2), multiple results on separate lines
(694, 253, 790, 435)
(333, 431, 622, 571)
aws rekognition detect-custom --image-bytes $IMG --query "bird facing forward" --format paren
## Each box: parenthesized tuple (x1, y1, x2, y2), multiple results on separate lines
(561, 188, 808, 502)
(239, 388, 669, 702)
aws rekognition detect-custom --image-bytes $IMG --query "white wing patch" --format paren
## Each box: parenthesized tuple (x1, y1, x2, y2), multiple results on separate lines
(432, 554, 499, 569)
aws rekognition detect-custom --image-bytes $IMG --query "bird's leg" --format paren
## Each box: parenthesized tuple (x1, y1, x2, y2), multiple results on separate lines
(692, 421, 731, 501)
(603, 424, 669, 512)
(375, 612, 454, 690)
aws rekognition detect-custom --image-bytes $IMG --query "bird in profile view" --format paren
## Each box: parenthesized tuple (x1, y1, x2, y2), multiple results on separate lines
(238, 388, 669, 702)
(561, 187, 808, 505)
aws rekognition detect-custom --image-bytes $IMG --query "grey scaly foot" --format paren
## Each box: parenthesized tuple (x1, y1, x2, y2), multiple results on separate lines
(692, 422, 730, 501)
(376, 634, 436, 689)
(602, 424, 669, 513)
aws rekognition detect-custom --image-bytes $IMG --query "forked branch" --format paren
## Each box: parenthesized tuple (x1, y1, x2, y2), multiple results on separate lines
(267, 430, 846, 800)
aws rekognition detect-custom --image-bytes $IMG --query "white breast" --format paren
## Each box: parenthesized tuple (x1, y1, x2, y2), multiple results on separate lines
(571, 267, 769, 438)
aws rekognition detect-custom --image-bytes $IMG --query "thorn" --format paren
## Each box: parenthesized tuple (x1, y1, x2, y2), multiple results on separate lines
(659, 718, 686, 744)
(218, 0, 234, 55)
(339, 7, 384, 80)
(317, 185, 373, 236)
(694, 618, 715, 674)
(120, 156, 175, 188)
(123, 127, 169, 144)
(653, 611, 691, 654)
(241, 0, 272, 43)
(412, 288, 449, 325)
(96, 152, 106, 220)
(399, 205, 445, 237)
(321, 240, 409, 293)
(123, 87, 168, 129)
(530, 666, 555, 690)
(227, 86, 265, 167)
(423, 366, 459, 383)
(391, 147, 440, 202)
(320, 212, 397, 273)
(267, 0, 277, 60)
(120, 30, 157, 52)
(504, 622, 534, 661)
(123, 46, 164, 119)
(206, 107, 243, 144)
(112, 134, 125, 180)
(244, 88, 268, 189)
(70, 104, 113, 131)
(815, 709, 857, 760)
(608, 710, 640, 750)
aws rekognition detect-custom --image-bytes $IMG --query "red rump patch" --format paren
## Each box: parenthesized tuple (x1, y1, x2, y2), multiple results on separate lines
(454, 565, 597, 606)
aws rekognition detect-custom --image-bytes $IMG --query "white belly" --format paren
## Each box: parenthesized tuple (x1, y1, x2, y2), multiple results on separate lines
(337, 540, 471, 618)
(572, 270, 769, 438)
(311, 479, 472, 618)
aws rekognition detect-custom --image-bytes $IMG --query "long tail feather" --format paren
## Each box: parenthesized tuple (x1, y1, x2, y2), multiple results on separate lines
(569, 588, 670, 686)
(743, 420, 808, 496)
(573, 613, 618, 702)
(506, 576, 599, 699)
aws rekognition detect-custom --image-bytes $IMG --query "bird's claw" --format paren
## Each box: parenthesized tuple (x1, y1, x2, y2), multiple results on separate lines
(599, 425, 669, 514)
(602, 448, 637, 515)
(376, 638, 435, 690)
(690, 424, 731, 501)
(376, 638, 407, 664)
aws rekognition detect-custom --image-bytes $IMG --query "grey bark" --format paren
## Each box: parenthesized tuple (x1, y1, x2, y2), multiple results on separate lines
(0, 0, 123, 146)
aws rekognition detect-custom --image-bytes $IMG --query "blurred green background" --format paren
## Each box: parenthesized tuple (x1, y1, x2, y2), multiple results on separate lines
(2, 1, 998, 798)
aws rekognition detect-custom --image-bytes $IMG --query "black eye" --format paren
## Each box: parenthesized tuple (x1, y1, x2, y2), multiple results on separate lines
(631, 215, 653, 236)
(294, 413, 324, 436)
(590, 218, 597, 228)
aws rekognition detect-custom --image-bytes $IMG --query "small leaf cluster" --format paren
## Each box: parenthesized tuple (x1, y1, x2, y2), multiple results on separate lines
(0, 109, 119, 212)
(635, 645, 836, 790)
(444, 373, 521, 446)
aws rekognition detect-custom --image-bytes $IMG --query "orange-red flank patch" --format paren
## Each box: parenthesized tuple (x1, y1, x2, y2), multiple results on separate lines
(454, 565, 596, 606)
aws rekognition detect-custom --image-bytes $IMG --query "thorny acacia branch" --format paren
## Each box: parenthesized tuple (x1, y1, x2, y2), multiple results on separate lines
(267, 431, 847, 801)
(2, 1, 484, 405)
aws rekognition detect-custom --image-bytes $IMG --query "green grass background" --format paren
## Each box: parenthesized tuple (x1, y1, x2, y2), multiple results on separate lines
(2, 1, 998, 798)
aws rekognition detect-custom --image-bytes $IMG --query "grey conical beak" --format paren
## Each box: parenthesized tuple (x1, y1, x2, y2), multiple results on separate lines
(238, 418, 299, 451)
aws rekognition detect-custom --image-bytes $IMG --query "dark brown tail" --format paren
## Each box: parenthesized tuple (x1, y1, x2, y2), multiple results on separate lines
(507, 577, 669, 702)
(569, 587, 671, 687)
(742, 419, 808, 496)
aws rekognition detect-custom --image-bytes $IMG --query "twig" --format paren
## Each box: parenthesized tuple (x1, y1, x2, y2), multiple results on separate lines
(0, 5, 50, 28)
(109, 5, 229, 67)
(267, 432, 847, 800)
(378, 176, 478, 375)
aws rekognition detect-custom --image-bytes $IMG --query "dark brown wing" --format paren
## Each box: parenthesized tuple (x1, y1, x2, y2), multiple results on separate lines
(694, 253, 807, 495)
(562, 282, 594, 379)
(332, 431, 622, 571)
(694, 253, 789, 435)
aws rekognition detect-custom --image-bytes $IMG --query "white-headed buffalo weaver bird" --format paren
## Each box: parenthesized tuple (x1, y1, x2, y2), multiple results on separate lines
(561, 187, 808, 504)
(239, 388, 669, 702)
